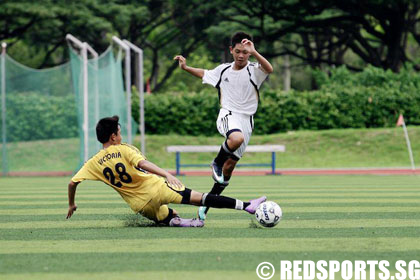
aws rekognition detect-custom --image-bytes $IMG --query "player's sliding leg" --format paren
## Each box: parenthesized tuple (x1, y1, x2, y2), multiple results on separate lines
(164, 190, 266, 227)
(190, 190, 266, 214)
(156, 189, 266, 228)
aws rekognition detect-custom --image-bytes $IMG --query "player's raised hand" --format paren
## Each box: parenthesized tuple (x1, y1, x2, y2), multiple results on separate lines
(174, 55, 187, 70)
(66, 204, 77, 219)
(241, 39, 256, 55)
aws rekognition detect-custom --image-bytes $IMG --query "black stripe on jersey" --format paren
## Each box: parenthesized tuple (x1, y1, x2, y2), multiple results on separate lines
(216, 65, 231, 104)
(246, 66, 260, 101)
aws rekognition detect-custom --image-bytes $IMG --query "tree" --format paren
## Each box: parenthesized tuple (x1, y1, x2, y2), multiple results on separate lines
(1, 0, 113, 67)
(214, 0, 420, 72)
(2, 0, 420, 92)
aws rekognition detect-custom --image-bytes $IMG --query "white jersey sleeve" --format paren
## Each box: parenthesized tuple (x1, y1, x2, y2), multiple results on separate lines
(202, 64, 229, 87)
(252, 63, 269, 88)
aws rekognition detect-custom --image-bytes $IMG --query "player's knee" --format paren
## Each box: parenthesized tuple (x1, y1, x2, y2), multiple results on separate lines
(228, 132, 244, 147)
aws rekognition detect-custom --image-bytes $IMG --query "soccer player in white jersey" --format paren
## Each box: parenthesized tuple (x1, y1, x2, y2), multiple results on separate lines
(174, 31, 273, 220)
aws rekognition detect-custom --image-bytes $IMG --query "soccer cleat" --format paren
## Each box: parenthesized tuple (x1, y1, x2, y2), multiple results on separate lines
(245, 196, 267, 214)
(211, 161, 224, 184)
(169, 217, 204, 227)
(197, 206, 207, 221)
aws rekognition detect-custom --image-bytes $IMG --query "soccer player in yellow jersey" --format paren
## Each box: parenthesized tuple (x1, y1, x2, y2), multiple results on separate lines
(67, 115, 266, 227)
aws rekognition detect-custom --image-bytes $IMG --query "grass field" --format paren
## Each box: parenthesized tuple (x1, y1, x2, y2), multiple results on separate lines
(3, 126, 420, 173)
(1, 175, 420, 280)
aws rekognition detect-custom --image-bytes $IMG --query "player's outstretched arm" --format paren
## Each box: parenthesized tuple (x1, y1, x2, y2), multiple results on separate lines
(138, 160, 183, 188)
(66, 181, 79, 219)
(241, 39, 273, 74)
(174, 55, 205, 78)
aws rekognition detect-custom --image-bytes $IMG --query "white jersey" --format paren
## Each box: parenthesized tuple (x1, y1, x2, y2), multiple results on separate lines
(202, 61, 269, 115)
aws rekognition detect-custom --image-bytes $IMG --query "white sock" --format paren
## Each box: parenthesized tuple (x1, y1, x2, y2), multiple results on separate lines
(235, 199, 244, 210)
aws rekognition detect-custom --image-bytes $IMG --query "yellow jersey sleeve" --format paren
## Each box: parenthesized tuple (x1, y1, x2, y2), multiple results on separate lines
(123, 144, 146, 167)
(71, 159, 98, 183)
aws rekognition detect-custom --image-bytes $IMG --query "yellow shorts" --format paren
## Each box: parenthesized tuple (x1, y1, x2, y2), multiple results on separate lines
(139, 179, 191, 222)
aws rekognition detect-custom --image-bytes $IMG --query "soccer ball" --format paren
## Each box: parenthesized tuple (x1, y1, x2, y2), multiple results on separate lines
(255, 201, 282, 228)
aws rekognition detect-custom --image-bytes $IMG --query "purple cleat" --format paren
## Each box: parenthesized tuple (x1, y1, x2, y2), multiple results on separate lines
(245, 196, 267, 214)
(169, 217, 204, 227)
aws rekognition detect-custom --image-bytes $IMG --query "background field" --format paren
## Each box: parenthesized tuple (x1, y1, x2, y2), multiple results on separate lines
(1, 175, 419, 280)
(4, 126, 420, 172)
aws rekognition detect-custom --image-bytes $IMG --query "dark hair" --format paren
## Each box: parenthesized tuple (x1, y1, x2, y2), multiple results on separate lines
(96, 115, 119, 144)
(231, 31, 253, 48)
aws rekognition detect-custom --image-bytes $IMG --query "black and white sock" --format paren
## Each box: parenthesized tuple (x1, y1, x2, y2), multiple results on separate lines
(209, 181, 229, 196)
(214, 140, 234, 166)
(201, 193, 250, 210)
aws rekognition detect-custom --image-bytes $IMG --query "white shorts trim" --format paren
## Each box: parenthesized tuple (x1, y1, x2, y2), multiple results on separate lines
(216, 108, 253, 159)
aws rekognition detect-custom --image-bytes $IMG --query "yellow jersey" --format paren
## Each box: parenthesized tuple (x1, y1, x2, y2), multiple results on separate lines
(71, 143, 164, 212)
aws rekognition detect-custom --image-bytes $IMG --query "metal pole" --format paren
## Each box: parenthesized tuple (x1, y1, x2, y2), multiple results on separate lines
(139, 49, 145, 154)
(271, 152, 276, 175)
(402, 122, 416, 170)
(1, 42, 7, 176)
(123, 40, 145, 154)
(85, 44, 99, 126)
(112, 36, 132, 144)
(66, 34, 94, 162)
(176, 152, 180, 176)
(82, 43, 89, 162)
(86, 43, 100, 151)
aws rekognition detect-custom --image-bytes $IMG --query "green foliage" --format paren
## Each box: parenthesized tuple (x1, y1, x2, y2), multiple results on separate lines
(159, 47, 218, 93)
(144, 91, 220, 135)
(5, 92, 78, 142)
(6, 65, 420, 141)
(143, 66, 420, 135)
(314, 65, 420, 90)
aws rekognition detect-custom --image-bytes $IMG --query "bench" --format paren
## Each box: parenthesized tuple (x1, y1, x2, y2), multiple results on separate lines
(166, 145, 286, 176)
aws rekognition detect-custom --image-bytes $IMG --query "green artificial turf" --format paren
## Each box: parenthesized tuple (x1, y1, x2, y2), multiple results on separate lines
(0, 175, 419, 279)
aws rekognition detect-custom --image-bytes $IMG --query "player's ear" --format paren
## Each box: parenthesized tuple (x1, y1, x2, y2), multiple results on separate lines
(229, 46, 233, 54)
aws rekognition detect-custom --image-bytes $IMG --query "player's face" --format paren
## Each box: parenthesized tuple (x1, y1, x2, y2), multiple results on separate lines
(230, 43, 250, 69)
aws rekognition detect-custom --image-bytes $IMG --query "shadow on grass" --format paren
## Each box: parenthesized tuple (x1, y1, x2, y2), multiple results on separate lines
(123, 214, 164, 227)
(125, 214, 264, 229)
(249, 217, 274, 229)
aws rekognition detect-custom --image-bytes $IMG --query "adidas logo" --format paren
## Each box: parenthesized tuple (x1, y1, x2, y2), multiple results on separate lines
(224, 77, 229, 82)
